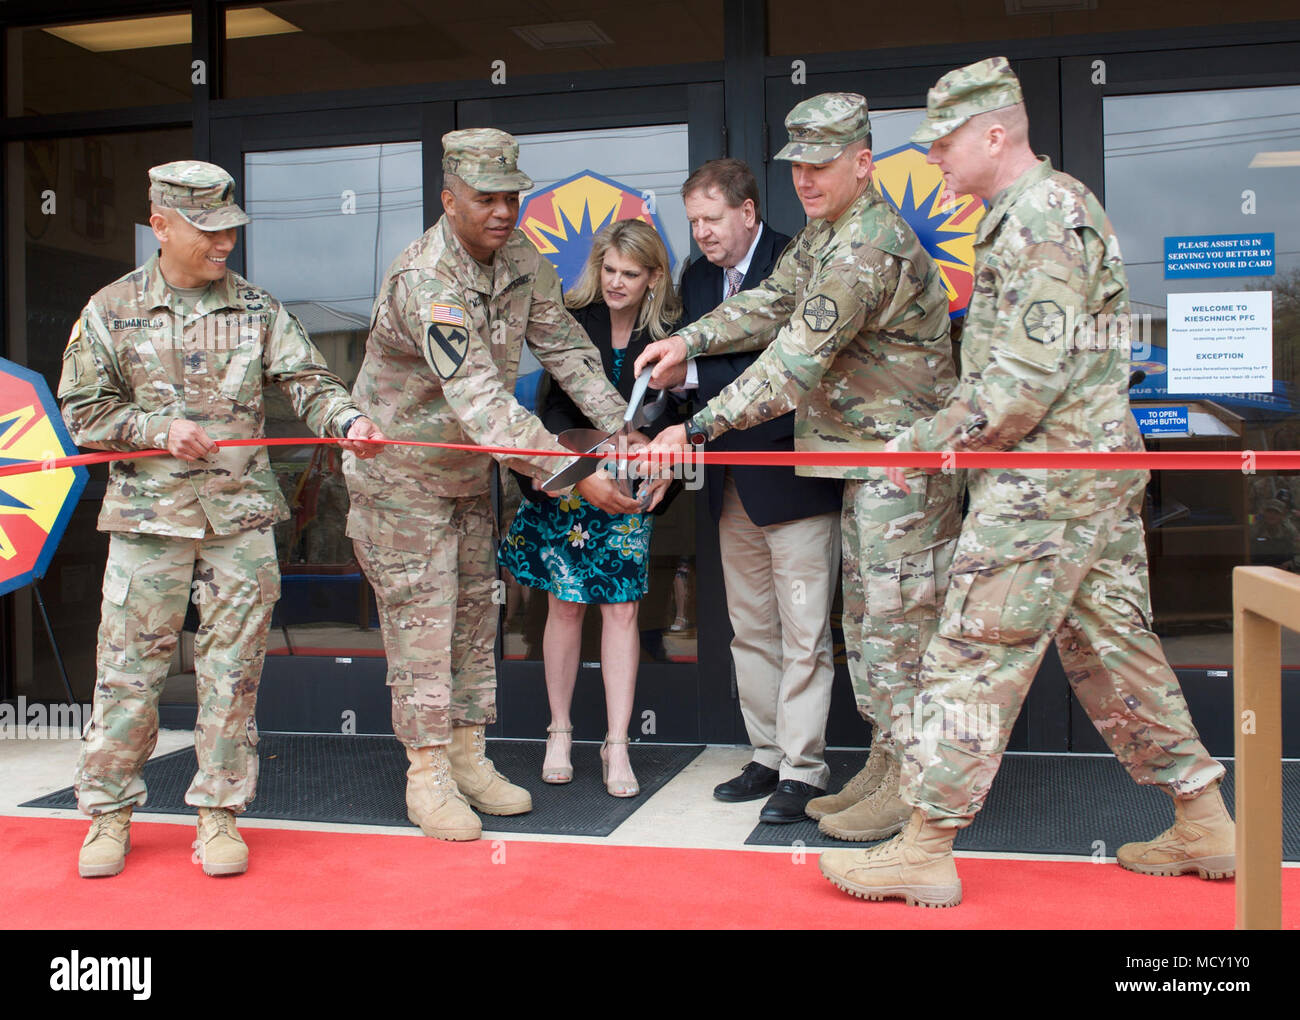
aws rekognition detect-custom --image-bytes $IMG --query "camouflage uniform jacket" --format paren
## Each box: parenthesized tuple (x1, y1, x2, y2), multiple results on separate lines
(681, 186, 957, 480)
(346, 216, 626, 552)
(58, 253, 360, 538)
(893, 158, 1145, 520)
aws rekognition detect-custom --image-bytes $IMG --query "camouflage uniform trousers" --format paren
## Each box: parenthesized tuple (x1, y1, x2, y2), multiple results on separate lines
(76, 526, 279, 815)
(840, 471, 962, 754)
(902, 486, 1225, 828)
(353, 493, 497, 748)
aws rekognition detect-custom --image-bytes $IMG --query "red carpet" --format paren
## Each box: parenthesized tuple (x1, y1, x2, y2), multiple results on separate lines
(5, 816, 1295, 930)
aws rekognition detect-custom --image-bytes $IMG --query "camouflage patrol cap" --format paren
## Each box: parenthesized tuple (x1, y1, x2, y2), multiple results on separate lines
(774, 93, 872, 165)
(912, 56, 1024, 144)
(148, 160, 249, 231)
(441, 128, 534, 192)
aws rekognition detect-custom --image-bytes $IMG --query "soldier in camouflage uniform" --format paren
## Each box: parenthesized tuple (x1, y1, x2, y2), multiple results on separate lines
(819, 58, 1231, 908)
(346, 129, 644, 842)
(639, 94, 963, 836)
(1250, 498, 1300, 569)
(59, 160, 384, 878)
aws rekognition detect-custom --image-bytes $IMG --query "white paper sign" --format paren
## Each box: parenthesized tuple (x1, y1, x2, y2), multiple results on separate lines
(1166, 290, 1272, 394)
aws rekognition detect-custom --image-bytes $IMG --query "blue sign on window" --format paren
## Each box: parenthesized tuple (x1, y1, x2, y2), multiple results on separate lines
(1164, 233, 1275, 279)
(1132, 406, 1189, 435)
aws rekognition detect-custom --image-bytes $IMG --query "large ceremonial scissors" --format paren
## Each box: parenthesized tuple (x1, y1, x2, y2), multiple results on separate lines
(542, 368, 665, 499)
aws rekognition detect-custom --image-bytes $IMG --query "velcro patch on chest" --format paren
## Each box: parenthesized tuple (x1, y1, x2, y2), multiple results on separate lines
(802, 294, 839, 332)
(426, 322, 469, 380)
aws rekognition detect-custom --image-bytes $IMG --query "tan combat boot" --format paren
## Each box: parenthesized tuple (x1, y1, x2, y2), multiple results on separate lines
(194, 807, 248, 876)
(805, 736, 891, 821)
(447, 724, 532, 816)
(405, 744, 482, 841)
(817, 754, 910, 841)
(819, 808, 962, 908)
(1116, 780, 1236, 879)
(79, 806, 132, 878)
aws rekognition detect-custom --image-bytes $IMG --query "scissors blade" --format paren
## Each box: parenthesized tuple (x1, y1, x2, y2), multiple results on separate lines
(542, 430, 616, 490)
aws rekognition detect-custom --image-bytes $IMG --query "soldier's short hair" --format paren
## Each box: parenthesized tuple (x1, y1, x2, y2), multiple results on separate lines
(681, 158, 761, 215)
(967, 102, 1029, 143)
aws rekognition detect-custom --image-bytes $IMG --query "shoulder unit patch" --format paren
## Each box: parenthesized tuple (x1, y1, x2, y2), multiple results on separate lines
(426, 321, 469, 380)
(802, 293, 838, 332)
(1022, 300, 1066, 345)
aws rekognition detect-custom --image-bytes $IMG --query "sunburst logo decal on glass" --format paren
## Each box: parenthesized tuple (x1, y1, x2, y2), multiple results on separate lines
(0, 357, 88, 596)
(518, 170, 676, 291)
(872, 143, 985, 320)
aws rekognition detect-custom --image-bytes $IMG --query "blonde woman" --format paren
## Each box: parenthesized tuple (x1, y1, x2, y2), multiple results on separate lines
(501, 219, 681, 796)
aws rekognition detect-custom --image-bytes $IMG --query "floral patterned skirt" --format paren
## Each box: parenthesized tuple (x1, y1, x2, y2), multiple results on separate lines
(499, 490, 654, 604)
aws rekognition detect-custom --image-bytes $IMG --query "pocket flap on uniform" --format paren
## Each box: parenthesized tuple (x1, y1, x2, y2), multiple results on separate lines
(218, 330, 263, 404)
(949, 517, 1068, 575)
(853, 472, 963, 566)
(345, 506, 434, 556)
(102, 569, 130, 606)
(256, 563, 281, 605)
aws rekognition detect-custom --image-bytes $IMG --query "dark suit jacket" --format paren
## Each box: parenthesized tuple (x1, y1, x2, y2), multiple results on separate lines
(517, 300, 683, 510)
(680, 223, 843, 526)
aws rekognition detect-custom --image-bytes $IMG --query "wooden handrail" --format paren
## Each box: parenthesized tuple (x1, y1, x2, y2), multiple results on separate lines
(1231, 565, 1295, 929)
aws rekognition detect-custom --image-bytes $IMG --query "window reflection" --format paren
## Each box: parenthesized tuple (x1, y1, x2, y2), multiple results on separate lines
(500, 124, 697, 664)
(766, 0, 1300, 56)
(244, 142, 423, 656)
(223, 1, 723, 99)
(6, 16, 192, 116)
(1105, 85, 1300, 665)
(4, 130, 192, 701)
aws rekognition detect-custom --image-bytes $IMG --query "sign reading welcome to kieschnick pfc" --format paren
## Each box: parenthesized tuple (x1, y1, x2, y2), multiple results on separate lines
(1165, 233, 1275, 279)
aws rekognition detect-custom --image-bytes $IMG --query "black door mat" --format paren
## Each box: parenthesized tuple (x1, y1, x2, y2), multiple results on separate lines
(744, 750, 1300, 860)
(22, 732, 704, 839)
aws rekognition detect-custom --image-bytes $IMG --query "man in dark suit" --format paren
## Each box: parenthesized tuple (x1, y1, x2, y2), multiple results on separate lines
(673, 160, 843, 823)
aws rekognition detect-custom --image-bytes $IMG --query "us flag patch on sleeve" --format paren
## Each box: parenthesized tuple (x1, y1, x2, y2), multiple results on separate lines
(431, 302, 466, 326)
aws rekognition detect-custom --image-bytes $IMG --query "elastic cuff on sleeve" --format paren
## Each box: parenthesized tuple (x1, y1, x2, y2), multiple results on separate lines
(142, 413, 177, 450)
(679, 326, 705, 359)
(693, 406, 720, 440)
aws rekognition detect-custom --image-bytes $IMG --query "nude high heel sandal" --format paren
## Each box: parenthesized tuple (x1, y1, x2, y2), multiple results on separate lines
(600, 735, 639, 798)
(542, 725, 573, 784)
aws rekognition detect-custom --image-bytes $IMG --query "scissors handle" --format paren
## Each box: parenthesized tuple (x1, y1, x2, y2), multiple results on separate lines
(624, 368, 654, 427)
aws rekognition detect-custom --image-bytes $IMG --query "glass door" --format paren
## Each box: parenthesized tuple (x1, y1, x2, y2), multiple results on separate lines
(244, 140, 423, 658)
(459, 84, 732, 742)
(186, 103, 437, 732)
(500, 123, 695, 667)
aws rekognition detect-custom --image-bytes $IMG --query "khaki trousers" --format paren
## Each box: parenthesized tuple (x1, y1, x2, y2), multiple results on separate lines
(719, 473, 840, 787)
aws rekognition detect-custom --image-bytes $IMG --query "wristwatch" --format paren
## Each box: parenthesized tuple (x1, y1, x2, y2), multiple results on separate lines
(685, 415, 708, 446)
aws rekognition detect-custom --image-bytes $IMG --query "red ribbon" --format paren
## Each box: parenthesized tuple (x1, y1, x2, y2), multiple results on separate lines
(3, 436, 1299, 479)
